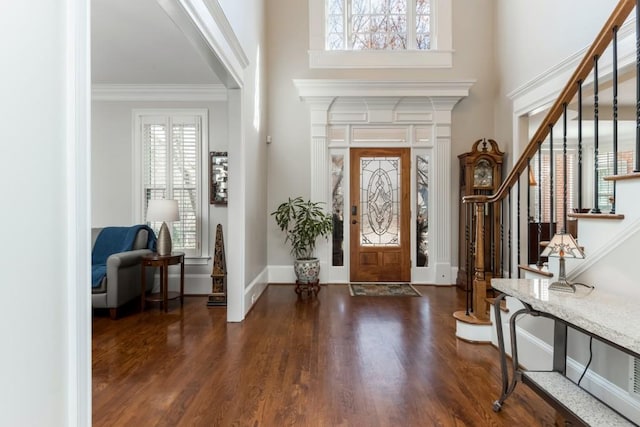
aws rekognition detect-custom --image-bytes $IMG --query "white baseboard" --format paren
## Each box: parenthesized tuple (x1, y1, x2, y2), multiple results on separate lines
(244, 267, 268, 316)
(269, 265, 296, 283)
(270, 264, 458, 285)
(154, 268, 269, 316)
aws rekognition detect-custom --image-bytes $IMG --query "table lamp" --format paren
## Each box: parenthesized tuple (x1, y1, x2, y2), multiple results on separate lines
(540, 232, 584, 293)
(147, 199, 180, 256)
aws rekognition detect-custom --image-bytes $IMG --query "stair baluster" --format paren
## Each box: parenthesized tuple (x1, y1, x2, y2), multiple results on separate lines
(592, 55, 602, 214)
(549, 125, 555, 236)
(537, 147, 543, 267)
(611, 26, 619, 214)
(635, 0, 640, 173)
(563, 103, 568, 233)
(578, 81, 584, 211)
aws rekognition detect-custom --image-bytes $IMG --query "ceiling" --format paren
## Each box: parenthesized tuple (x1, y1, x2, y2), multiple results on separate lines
(91, 0, 220, 84)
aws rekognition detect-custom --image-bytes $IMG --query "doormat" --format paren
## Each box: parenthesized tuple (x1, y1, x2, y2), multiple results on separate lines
(348, 283, 421, 297)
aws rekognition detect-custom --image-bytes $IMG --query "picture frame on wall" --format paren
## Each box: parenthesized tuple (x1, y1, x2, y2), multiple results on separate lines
(210, 152, 228, 205)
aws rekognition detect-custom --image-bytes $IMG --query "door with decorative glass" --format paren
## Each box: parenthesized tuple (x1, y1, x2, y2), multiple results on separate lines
(350, 148, 410, 282)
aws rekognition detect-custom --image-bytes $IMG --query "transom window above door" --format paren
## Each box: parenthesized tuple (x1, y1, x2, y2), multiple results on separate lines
(325, 0, 431, 51)
(308, 0, 452, 68)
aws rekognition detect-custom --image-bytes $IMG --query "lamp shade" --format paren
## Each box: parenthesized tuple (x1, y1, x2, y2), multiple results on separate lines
(541, 232, 584, 259)
(541, 232, 584, 293)
(147, 199, 180, 222)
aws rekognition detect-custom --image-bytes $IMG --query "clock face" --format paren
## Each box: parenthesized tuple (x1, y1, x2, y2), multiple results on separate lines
(473, 159, 493, 188)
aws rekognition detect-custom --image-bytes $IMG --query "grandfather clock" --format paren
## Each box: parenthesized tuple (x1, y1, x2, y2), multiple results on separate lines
(456, 139, 504, 291)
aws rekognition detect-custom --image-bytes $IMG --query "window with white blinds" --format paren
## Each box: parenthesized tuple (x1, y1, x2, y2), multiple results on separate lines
(597, 151, 633, 211)
(531, 150, 576, 227)
(135, 110, 208, 257)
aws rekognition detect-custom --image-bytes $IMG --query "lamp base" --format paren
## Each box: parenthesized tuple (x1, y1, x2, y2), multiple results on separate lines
(548, 280, 576, 293)
(157, 221, 172, 256)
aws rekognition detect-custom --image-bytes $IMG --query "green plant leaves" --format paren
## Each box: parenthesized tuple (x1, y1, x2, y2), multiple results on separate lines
(271, 196, 333, 259)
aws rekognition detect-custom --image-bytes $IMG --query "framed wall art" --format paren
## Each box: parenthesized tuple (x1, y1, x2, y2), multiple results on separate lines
(210, 151, 228, 205)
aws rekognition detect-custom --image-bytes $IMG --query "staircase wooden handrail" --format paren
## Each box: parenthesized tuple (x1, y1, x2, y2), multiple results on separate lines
(464, 0, 636, 206)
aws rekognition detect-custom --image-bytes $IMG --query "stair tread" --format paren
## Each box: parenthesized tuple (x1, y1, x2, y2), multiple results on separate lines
(453, 310, 492, 325)
(568, 212, 624, 220)
(486, 297, 509, 312)
(518, 264, 553, 277)
(603, 171, 640, 182)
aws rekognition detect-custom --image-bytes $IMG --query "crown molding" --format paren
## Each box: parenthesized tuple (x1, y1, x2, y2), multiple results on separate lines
(91, 84, 227, 102)
(293, 79, 475, 115)
(293, 79, 475, 103)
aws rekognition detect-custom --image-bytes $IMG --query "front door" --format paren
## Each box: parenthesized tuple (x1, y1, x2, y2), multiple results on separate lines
(349, 148, 410, 282)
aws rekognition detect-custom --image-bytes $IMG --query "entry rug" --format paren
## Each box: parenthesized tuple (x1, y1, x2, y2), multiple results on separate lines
(348, 283, 421, 297)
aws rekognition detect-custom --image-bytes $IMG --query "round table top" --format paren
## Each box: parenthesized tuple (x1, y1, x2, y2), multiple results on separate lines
(142, 252, 185, 261)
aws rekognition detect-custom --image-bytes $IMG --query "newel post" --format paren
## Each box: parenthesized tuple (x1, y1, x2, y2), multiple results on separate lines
(473, 201, 488, 320)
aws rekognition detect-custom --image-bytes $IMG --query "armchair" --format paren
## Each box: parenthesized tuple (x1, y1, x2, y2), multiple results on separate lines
(91, 226, 157, 319)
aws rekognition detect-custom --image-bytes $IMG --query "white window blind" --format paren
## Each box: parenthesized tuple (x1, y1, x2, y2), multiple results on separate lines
(597, 151, 633, 211)
(139, 113, 204, 257)
(532, 151, 576, 227)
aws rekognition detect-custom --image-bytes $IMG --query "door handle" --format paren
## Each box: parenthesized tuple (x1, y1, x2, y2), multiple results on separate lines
(351, 219, 358, 225)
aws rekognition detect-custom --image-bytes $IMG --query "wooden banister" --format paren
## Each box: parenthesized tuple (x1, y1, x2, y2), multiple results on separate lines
(460, 0, 637, 321)
(464, 0, 636, 207)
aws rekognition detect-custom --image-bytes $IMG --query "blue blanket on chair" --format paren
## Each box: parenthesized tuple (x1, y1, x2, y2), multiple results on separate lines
(91, 225, 157, 288)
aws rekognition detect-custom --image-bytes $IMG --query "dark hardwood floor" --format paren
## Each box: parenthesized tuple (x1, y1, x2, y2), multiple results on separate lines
(93, 284, 558, 426)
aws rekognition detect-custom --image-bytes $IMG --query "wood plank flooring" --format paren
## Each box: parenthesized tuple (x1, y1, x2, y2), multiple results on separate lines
(93, 284, 558, 426)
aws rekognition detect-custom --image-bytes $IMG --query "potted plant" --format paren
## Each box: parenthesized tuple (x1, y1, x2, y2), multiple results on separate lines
(271, 196, 333, 283)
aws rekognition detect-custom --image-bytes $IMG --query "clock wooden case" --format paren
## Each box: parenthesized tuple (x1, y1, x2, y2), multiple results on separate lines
(457, 139, 504, 291)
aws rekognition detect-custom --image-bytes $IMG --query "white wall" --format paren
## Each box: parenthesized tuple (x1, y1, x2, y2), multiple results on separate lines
(265, 0, 497, 274)
(0, 1, 90, 425)
(211, 0, 269, 317)
(91, 100, 228, 224)
(493, 0, 620, 146)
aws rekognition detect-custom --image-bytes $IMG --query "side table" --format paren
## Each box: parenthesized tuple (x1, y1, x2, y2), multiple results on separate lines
(141, 252, 185, 312)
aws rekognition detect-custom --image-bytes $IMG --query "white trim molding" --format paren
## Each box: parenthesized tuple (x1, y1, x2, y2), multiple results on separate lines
(293, 79, 474, 284)
(156, 0, 249, 88)
(308, 49, 454, 69)
(66, 0, 91, 424)
(92, 84, 228, 102)
(508, 17, 637, 117)
(294, 79, 475, 100)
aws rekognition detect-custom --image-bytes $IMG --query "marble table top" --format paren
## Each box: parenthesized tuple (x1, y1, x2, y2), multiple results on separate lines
(491, 278, 640, 357)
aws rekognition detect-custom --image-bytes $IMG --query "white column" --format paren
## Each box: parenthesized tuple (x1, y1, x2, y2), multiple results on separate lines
(434, 122, 452, 284)
(308, 97, 335, 280)
(430, 99, 458, 284)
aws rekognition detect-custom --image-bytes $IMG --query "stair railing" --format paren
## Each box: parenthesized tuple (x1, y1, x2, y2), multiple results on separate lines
(462, 0, 638, 320)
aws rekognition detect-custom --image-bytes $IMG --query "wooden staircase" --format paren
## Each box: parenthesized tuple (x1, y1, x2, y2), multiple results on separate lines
(455, 0, 640, 342)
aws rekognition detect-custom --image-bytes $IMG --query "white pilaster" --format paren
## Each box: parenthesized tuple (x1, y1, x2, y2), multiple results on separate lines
(434, 122, 452, 283)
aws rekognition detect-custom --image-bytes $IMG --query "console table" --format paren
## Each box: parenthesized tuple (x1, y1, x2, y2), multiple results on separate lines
(140, 252, 185, 312)
(491, 278, 639, 426)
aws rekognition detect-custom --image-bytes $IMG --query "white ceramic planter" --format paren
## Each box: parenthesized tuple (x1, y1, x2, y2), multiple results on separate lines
(294, 258, 320, 283)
